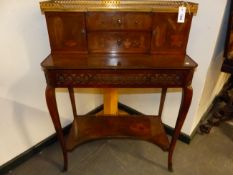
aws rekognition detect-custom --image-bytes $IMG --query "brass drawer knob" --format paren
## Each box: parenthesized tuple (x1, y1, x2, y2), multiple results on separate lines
(117, 19, 122, 26)
(81, 29, 86, 34)
(117, 39, 122, 46)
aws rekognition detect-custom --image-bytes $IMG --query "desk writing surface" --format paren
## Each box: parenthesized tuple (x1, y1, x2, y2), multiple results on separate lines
(41, 54, 197, 70)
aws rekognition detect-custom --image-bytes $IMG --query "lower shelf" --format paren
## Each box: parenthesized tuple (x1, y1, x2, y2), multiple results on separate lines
(66, 115, 170, 151)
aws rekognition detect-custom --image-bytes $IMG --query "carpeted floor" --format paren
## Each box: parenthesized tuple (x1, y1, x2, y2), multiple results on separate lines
(4, 121, 233, 175)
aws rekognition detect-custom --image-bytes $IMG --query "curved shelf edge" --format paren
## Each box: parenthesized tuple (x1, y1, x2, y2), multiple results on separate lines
(65, 115, 170, 152)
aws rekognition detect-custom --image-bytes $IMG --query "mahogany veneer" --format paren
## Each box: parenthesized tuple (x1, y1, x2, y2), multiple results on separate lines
(42, 53, 197, 172)
(44, 11, 193, 56)
(40, 0, 198, 172)
(66, 115, 170, 152)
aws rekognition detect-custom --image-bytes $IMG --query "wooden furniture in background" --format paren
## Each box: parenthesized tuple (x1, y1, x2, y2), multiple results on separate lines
(199, 0, 233, 134)
(40, 0, 198, 172)
(222, 0, 233, 73)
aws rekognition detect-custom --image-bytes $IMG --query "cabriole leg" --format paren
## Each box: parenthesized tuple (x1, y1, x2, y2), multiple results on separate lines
(158, 88, 167, 117)
(45, 86, 68, 171)
(68, 87, 78, 117)
(168, 86, 193, 172)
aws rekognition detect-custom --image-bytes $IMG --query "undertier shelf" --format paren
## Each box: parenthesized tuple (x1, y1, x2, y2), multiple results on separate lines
(66, 115, 170, 151)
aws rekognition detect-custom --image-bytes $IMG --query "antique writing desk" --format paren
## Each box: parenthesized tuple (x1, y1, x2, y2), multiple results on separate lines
(40, 0, 198, 172)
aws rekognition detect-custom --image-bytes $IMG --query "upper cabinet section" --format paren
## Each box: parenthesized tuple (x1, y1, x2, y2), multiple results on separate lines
(41, 1, 198, 56)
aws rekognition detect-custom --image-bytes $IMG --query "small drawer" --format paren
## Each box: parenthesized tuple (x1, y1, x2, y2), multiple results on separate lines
(86, 12, 152, 31)
(124, 13, 152, 30)
(88, 32, 151, 53)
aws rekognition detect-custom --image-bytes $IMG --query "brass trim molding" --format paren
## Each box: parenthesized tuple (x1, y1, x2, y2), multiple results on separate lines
(40, 0, 198, 15)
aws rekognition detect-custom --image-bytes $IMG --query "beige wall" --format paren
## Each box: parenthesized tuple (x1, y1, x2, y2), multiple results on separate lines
(0, 0, 230, 165)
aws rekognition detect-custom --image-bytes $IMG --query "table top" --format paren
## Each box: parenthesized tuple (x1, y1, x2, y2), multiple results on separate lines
(41, 54, 198, 70)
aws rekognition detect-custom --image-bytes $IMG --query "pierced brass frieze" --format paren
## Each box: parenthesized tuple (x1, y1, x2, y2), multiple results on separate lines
(40, 0, 198, 15)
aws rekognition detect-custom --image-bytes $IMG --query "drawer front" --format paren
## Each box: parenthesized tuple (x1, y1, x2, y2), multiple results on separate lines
(88, 32, 151, 53)
(151, 13, 192, 55)
(86, 12, 152, 31)
(44, 69, 190, 88)
(45, 12, 87, 53)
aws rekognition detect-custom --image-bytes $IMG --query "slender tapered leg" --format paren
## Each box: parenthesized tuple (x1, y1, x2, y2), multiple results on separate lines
(45, 86, 68, 171)
(158, 88, 167, 117)
(168, 86, 193, 172)
(68, 88, 78, 117)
